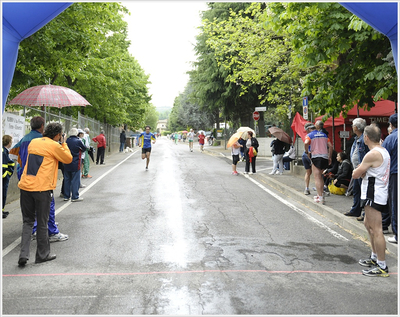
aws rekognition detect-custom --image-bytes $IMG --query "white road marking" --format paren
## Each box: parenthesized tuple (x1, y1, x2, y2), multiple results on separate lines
(2, 151, 139, 257)
(245, 175, 349, 241)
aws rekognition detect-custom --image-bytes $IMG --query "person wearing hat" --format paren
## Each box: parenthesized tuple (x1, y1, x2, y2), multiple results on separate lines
(302, 123, 315, 195)
(64, 128, 86, 202)
(382, 113, 398, 244)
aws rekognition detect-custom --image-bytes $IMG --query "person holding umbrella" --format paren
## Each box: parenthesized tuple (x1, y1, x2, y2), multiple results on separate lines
(244, 131, 259, 174)
(269, 137, 287, 175)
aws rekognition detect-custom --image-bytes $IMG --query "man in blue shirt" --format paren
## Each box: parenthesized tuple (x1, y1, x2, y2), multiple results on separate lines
(382, 113, 398, 244)
(139, 126, 156, 170)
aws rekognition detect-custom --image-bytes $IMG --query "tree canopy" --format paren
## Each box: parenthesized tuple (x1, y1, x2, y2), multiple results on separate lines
(7, 2, 152, 129)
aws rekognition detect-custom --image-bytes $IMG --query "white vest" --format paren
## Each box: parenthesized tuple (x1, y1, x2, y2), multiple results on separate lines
(361, 147, 390, 205)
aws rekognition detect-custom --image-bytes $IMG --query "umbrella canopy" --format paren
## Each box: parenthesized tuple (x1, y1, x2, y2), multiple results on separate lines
(181, 130, 188, 134)
(227, 131, 243, 148)
(8, 84, 91, 108)
(197, 130, 206, 135)
(268, 127, 292, 144)
(236, 126, 256, 139)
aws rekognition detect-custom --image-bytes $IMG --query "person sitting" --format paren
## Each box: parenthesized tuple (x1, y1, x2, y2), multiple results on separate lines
(322, 150, 338, 193)
(332, 152, 353, 189)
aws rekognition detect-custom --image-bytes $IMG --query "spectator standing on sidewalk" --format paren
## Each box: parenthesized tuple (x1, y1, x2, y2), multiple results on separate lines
(119, 130, 126, 152)
(382, 113, 398, 244)
(238, 137, 246, 161)
(345, 118, 369, 217)
(2, 135, 15, 219)
(10, 117, 68, 242)
(354, 124, 391, 277)
(244, 131, 259, 175)
(93, 130, 106, 165)
(18, 123, 72, 267)
(187, 129, 195, 152)
(269, 137, 287, 175)
(82, 128, 92, 178)
(64, 128, 86, 202)
(302, 123, 315, 195)
(304, 122, 333, 204)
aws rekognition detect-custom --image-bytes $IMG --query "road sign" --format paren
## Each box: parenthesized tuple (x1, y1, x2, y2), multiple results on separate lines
(303, 96, 308, 106)
(253, 111, 260, 121)
(340, 131, 350, 138)
(303, 106, 308, 120)
(255, 106, 266, 111)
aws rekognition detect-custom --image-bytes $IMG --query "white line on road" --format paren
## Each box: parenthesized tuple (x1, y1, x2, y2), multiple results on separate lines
(2, 151, 138, 258)
(245, 175, 349, 241)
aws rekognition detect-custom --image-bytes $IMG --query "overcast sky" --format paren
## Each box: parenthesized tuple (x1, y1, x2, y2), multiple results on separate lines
(122, 1, 209, 109)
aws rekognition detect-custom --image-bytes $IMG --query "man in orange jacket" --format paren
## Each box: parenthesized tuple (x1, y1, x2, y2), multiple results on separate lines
(18, 123, 72, 267)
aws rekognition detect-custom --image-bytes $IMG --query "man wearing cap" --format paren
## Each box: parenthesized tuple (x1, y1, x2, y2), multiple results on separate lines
(64, 128, 86, 202)
(302, 123, 315, 195)
(382, 113, 398, 244)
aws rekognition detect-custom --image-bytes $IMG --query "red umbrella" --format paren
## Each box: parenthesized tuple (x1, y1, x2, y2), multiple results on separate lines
(8, 84, 91, 108)
(268, 126, 292, 144)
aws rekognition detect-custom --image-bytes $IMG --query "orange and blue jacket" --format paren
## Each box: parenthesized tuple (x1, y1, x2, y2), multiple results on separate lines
(18, 137, 72, 192)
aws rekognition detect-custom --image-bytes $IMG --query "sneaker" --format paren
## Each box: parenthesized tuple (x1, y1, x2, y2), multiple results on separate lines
(243, 172, 249, 174)
(362, 266, 389, 277)
(71, 198, 83, 202)
(383, 228, 390, 234)
(64, 198, 69, 201)
(269, 170, 276, 175)
(388, 236, 398, 244)
(86, 175, 93, 178)
(357, 216, 364, 222)
(80, 184, 86, 188)
(358, 257, 377, 267)
(313, 196, 325, 204)
(145, 167, 148, 171)
(304, 189, 311, 195)
(49, 232, 68, 243)
(249, 172, 253, 175)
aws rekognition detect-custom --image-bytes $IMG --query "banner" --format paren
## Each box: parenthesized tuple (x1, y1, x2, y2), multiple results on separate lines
(2, 113, 25, 148)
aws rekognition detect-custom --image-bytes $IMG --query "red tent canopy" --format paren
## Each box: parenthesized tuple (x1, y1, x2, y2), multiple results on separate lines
(315, 100, 396, 127)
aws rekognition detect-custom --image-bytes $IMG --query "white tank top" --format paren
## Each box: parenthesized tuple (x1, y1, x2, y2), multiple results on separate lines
(361, 147, 390, 205)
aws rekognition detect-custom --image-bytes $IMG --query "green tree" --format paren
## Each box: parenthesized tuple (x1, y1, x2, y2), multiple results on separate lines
(8, 2, 151, 129)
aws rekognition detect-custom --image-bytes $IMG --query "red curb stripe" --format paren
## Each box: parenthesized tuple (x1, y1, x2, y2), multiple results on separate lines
(4, 269, 397, 277)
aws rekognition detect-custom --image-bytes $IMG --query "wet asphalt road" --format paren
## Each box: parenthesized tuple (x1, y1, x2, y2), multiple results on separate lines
(2, 138, 398, 315)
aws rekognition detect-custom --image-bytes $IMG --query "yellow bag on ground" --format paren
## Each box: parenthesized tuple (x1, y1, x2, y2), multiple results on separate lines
(328, 181, 346, 195)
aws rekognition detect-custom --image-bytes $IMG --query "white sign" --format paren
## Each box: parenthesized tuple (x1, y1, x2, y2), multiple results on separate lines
(303, 106, 308, 120)
(255, 106, 266, 111)
(2, 113, 25, 147)
(339, 131, 350, 138)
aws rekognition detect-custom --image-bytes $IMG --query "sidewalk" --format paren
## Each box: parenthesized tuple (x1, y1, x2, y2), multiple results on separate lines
(203, 144, 398, 256)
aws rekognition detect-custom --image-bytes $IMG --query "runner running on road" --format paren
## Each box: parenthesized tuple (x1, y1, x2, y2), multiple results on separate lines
(187, 129, 195, 152)
(139, 126, 156, 170)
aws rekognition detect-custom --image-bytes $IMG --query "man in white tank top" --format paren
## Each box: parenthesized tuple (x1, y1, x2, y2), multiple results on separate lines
(352, 124, 391, 277)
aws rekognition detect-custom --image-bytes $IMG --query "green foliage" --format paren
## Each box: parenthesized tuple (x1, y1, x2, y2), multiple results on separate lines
(7, 2, 151, 129)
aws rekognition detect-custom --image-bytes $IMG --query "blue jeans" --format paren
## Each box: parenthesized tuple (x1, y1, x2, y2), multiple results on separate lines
(119, 142, 125, 152)
(64, 170, 81, 200)
(32, 196, 59, 235)
(349, 178, 362, 216)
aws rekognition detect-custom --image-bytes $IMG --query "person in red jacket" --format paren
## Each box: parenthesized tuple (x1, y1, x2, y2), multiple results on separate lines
(92, 130, 106, 165)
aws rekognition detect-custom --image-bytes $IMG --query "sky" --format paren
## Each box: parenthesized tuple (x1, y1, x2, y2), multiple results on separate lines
(122, 1, 209, 110)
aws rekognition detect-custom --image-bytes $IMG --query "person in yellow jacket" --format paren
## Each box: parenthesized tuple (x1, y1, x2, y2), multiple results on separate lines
(18, 123, 72, 267)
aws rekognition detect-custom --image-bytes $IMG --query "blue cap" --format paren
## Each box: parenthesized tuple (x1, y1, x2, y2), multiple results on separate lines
(389, 113, 397, 126)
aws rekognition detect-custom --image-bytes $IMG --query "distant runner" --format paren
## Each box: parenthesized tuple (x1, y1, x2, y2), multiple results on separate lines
(138, 125, 156, 170)
(187, 129, 195, 152)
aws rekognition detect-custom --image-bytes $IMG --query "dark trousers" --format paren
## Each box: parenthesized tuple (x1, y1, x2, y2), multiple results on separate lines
(389, 173, 398, 239)
(2, 178, 10, 210)
(19, 189, 52, 262)
(245, 153, 256, 173)
(96, 147, 105, 164)
(349, 178, 362, 216)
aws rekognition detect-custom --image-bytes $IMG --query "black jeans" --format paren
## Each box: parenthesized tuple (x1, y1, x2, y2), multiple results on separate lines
(96, 147, 105, 164)
(245, 152, 256, 173)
